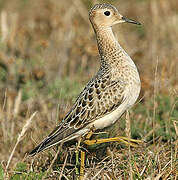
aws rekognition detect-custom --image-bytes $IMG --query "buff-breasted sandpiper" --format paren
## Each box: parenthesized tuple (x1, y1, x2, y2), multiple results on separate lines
(29, 3, 141, 156)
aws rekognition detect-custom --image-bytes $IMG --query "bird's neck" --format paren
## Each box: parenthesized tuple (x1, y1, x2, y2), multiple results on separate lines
(95, 26, 124, 67)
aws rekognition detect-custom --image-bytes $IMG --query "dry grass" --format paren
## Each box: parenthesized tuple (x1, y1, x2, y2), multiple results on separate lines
(0, 0, 177, 179)
(5, 111, 37, 179)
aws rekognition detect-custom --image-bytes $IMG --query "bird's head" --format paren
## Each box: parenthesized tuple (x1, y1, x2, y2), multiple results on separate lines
(89, 4, 141, 29)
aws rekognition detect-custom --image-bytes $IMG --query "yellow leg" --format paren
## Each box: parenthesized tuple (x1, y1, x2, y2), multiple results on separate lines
(83, 136, 143, 147)
(85, 130, 93, 140)
(85, 127, 95, 140)
(80, 151, 85, 180)
(79, 128, 143, 178)
(75, 138, 85, 180)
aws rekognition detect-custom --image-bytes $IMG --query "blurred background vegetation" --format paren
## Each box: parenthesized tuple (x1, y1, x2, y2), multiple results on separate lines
(0, 0, 177, 179)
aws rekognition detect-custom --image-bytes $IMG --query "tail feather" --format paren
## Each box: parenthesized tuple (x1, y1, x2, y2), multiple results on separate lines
(29, 126, 77, 156)
(29, 138, 52, 156)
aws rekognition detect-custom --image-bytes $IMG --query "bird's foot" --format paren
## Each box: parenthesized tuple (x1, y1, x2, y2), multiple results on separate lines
(83, 136, 143, 147)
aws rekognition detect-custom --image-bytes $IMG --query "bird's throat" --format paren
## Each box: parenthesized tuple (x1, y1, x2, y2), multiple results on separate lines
(95, 26, 123, 66)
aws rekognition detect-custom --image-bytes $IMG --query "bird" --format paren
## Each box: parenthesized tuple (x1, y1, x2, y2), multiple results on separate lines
(29, 3, 141, 156)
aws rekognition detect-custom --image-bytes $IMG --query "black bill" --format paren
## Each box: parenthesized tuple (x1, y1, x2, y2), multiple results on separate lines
(122, 16, 141, 25)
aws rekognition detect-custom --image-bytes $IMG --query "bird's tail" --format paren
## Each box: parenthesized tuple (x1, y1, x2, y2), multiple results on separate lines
(29, 126, 77, 156)
(29, 137, 55, 156)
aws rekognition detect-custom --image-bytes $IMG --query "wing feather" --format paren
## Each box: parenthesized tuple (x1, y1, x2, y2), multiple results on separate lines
(29, 69, 127, 156)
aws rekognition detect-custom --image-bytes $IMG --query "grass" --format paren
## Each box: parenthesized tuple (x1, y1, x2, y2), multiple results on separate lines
(0, 0, 178, 179)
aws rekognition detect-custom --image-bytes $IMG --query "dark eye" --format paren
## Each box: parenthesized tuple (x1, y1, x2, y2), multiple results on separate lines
(104, 11, 110, 16)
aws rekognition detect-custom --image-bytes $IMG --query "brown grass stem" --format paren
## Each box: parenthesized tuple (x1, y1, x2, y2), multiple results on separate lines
(125, 110, 133, 180)
(59, 152, 68, 180)
(5, 111, 37, 178)
(13, 90, 22, 118)
(43, 143, 63, 179)
(153, 58, 159, 146)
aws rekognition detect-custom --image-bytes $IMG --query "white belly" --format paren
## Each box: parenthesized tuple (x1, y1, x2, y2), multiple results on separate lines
(90, 83, 140, 130)
(91, 100, 128, 129)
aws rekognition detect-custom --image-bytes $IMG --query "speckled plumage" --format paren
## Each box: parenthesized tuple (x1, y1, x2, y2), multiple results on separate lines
(29, 3, 141, 156)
